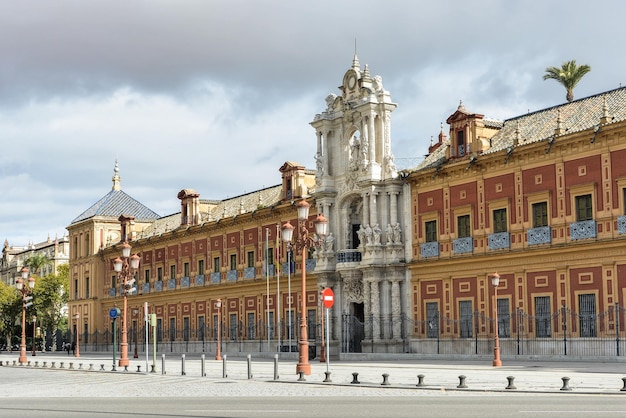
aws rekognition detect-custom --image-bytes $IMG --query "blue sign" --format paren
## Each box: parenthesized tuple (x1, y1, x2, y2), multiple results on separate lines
(109, 307, 120, 319)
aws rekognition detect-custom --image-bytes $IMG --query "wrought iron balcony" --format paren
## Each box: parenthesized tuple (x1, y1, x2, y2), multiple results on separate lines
(167, 278, 176, 289)
(528, 226, 552, 245)
(195, 274, 205, 286)
(154, 281, 163, 291)
(244, 267, 256, 279)
(210, 272, 221, 284)
(488, 232, 510, 250)
(226, 270, 238, 282)
(421, 241, 440, 258)
(141, 283, 150, 293)
(453, 237, 473, 254)
(570, 220, 597, 240)
(181, 276, 190, 287)
(618, 216, 626, 235)
(337, 249, 362, 263)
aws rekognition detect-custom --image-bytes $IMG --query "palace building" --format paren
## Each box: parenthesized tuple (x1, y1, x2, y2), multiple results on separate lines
(67, 55, 626, 359)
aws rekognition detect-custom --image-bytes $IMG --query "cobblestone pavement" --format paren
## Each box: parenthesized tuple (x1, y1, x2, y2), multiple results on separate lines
(2, 351, 626, 397)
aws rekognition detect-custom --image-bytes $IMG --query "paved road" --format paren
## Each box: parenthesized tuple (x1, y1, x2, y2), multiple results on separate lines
(3, 351, 626, 417)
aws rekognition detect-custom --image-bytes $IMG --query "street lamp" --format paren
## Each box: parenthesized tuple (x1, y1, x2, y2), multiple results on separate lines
(32, 315, 37, 356)
(16, 267, 35, 364)
(281, 199, 328, 375)
(491, 272, 502, 367)
(113, 242, 140, 368)
(74, 313, 80, 358)
(215, 298, 222, 360)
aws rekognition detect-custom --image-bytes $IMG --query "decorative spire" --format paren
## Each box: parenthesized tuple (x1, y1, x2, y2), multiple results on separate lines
(514, 120, 521, 145)
(112, 159, 121, 191)
(555, 109, 564, 135)
(600, 96, 611, 124)
(362, 64, 371, 81)
(458, 100, 466, 111)
(352, 39, 360, 70)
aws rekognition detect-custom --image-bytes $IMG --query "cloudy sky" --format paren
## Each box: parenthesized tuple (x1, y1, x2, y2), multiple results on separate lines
(1, 0, 624, 246)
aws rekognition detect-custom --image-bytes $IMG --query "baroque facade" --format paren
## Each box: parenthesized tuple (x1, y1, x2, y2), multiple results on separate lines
(405, 88, 626, 355)
(1, 235, 69, 285)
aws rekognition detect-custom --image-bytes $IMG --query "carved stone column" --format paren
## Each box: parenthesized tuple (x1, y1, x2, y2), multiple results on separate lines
(363, 279, 371, 339)
(370, 279, 380, 341)
(391, 279, 402, 340)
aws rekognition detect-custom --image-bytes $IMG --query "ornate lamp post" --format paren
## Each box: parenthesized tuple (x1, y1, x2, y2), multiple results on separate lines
(215, 298, 222, 360)
(492, 272, 502, 367)
(281, 199, 328, 375)
(16, 267, 35, 364)
(74, 313, 80, 358)
(113, 242, 140, 368)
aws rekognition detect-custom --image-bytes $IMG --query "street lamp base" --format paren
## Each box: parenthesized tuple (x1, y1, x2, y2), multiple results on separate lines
(492, 359, 502, 367)
(296, 363, 311, 375)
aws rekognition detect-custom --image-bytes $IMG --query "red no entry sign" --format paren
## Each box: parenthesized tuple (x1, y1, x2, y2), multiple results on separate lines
(322, 287, 334, 309)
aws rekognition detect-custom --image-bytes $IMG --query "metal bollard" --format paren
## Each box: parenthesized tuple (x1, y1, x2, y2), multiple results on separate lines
(560, 376, 572, 391)
(89, 364, 94, 371)
(161, 354, 166, 375)
(60, 362, 65, 369)
(79, 363, 83, 370)
(69, 362, 74, 370)
(201, 354, 206, 377)
(351, 372, 360, 384)
(34, 361, 39, 367)
(27, 361, 31, 367)
(100, 364, 105, 371)
(51, 362, 56, 368)
(457, 375, 467, 389)
(381, 373, 390, 386)
(273, 354, 279, 381)
(297, 371, 306, 382)
(222, 355, 228, 378)
(136, 365, 142, 372)
(506, 376, 517, 390)
(621, 377, 626, 392)
(416, 374, 425, 387)
(181, 354, 186, 376)
(43, 362, 47, 368)
(247, 354, 253, 379)
(124, 365, 128, 372)
(323, 371, 332, 383)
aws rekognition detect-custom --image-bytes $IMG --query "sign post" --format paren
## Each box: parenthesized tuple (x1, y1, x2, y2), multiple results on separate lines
(109, 307, 120, 371)
(321, 288, 334, 374)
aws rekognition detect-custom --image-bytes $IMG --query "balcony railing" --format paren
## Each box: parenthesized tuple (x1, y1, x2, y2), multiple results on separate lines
(488, 232, 510, 250)
(570, 220, 597, 240)
(528, 226, 552, 245)
(421, 241, 440, 258)
(337, 249, 362, 263)
(154, 281, 163, 292)
(141, 283, 150, 293)
(181, 276, 190, 287)
(453, 237, 473, 254)
(167, 278, 176, 289)
(227, 270, 238, 282)
(195, 274, 205, 286)
(210, 272, 221, 284)
(244, 267, 256, 279)
(618, 216, 626, 235)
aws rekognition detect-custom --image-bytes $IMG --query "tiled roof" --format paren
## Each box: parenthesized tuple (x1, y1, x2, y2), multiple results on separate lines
(70, 189, 160, 225)
(410, 87, 626, 172)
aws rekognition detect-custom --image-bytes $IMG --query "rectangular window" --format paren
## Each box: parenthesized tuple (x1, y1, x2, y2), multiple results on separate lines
(307, 309, 317, 340)
(85, 277, 90, 299)
(457, 130, 465, 156)
(267, 248, 274, 266)
(493, 208, 507, 233)
(198, 259, 204, 275)
(532, 202, 548, 228)
(267, 312, 274, 340)
(213, 314, 220, 341)
(229, 313, 237, 341)
(170, 265, 176, 280)
(169, 317, 176, 341)
(247, 251, 255, 268)
(497, 298, 510, 338)
(183, 262, 190, 277)
(183, 317, 190, 341)
(535, 296, 551, 338)
(425, 220, 437, 242)
(459, 300, 473, 338)
(457, 215, 470, 238)
(156, 318, 162, 342)
(74, 279, 78, 300)
(579, 294, 597, 337)
(426, 302, 439, 339)
(247, 312, 255, 340)
(230, 254, 237, 271)
(144, 269, 150, 284)
(575, 194, 593, 221)
(213, 257, 220, 273)
(112, 275, 116, 288)
(157, 267, 162, 281)
(198, 315, 205, 341)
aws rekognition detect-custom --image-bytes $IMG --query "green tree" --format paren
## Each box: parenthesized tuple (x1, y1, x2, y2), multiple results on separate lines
(0, 281, 21, 350)
(32, 263, 69, 351)
(543, 60, 591, 102)
(24, 253, 52, 276)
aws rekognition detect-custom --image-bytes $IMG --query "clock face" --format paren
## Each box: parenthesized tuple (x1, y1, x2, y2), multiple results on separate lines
(347, 73, 357, 89)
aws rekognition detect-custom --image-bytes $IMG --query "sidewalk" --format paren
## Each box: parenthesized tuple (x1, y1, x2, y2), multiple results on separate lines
(2, 350, 626, 395)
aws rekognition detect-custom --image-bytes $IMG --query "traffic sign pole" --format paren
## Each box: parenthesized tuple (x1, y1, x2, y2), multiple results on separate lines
(321, 288, 334, 373)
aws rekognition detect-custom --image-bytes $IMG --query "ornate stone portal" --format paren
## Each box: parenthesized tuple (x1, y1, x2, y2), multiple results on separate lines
(311, 54, 409, 354)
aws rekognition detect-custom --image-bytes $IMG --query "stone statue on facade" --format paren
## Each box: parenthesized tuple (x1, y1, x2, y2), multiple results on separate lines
(392, 222, 402, 244)
(373, 223, 382, 245)
(386, 224, 393, 244)
(324, 232, 335, 253)
(364, 224, 373, 245)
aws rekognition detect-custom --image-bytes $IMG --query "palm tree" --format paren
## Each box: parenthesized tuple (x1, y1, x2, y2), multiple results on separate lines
(24, 253, 52, 277)
(543, 60, 591, 102)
